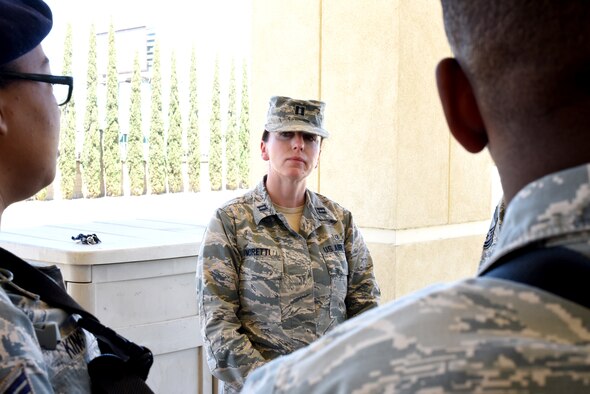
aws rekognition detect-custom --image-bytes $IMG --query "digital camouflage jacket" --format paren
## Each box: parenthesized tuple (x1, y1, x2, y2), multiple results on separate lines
(242, 164, 590, 394)
(197, 178, 380, 393)
(0, 255, 100, 393)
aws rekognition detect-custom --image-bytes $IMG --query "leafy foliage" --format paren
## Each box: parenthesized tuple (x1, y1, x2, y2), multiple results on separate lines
(128, 52, 145, 196)
(225, 60, 239, 190)
(187, 47, 200, 192)
(209, 58, 222, 191)
(238, 61, 251, 189)
(148, 42, 166, 194)
(166, 52, 183, 193)
(58, 23, 77, 199)
(82, 24, 103, 198)
(103, 22, 121, 196)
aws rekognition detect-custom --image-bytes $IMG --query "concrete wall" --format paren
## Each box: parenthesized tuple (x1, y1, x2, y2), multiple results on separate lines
(251, 0, 494, 302)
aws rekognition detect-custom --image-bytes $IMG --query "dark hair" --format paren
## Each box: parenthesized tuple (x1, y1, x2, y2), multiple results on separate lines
(441, 0, 590, 122)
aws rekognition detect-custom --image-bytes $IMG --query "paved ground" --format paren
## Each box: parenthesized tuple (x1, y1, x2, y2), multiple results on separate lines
(2, 191, 245, 230)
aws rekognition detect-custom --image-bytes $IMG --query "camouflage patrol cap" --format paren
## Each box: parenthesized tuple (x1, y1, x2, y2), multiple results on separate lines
(0, 0, 53, 66)
(265, 96, 329, 138)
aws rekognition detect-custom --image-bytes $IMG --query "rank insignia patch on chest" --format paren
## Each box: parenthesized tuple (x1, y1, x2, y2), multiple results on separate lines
(257, 204, 268, 212)
(316, 207, 327, 214)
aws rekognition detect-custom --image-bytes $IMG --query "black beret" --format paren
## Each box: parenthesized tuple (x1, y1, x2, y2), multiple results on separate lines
(0, 0, 52, 66)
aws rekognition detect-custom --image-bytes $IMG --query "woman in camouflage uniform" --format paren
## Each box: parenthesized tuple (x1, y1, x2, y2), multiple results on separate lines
(197, 96, 380, 393)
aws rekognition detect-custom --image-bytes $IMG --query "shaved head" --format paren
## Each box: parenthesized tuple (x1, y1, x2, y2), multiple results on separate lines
(438, 0, 590, 202)
(441, 1, 590, 123)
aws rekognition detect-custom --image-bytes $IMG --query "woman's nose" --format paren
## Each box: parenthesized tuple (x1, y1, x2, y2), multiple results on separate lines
(292, 133, 304, 150)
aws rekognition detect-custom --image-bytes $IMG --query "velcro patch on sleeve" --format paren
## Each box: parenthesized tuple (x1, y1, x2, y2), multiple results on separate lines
(0, 366, 34, 394)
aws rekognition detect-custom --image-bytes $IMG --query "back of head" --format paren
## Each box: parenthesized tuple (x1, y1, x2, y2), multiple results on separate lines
(441, 0, 590, 127)
(440, 1, 590, 201)
(0, 0, 52, 69)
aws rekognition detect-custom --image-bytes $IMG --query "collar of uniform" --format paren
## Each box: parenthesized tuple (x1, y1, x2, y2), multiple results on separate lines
(303, 189, 338, 223)
(251, 176, 338, 226)
(252, 177, 279, 225)
(479, 163, 590, 274)
(299, 189, 338, 237)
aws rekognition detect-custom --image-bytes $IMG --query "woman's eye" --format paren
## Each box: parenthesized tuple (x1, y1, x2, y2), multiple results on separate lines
(279, 132, 294, 139)
(304, 134, 319, 142)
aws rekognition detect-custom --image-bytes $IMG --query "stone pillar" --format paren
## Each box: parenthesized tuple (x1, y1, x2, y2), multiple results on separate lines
(251, 0, 494, 302)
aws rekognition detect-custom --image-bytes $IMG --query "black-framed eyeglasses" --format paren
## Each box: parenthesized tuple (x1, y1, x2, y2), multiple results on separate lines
(0, 71, 73, 106)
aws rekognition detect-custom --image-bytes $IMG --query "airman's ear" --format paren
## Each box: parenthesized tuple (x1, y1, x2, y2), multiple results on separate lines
(436, 58, 487, 153)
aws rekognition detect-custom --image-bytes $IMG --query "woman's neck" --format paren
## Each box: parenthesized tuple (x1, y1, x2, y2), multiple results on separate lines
(265, 175, 307, 208)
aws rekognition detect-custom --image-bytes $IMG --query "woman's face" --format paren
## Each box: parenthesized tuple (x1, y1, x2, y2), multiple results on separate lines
(261, 131, 322, 183)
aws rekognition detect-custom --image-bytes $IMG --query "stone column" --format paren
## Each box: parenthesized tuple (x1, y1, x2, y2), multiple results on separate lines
(251, 0, 494, 302)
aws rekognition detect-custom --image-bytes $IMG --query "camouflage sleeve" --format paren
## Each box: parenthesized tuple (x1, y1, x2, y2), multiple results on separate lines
(241, 359, 280, 394)
(197, 209, 267, 392)
(343, 213, 380, 317)
(0, 289, 54, 393)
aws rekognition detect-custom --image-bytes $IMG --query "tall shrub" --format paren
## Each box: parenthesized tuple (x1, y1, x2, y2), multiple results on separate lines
(238, 61, 251, 188)
(187, 47, 200, 192)
(166, 52, 183, 193)
(225, 60, 239, 190)
(148, 42, 166, 194)
(58, 23, 77, 199)
(103, 21, 121, 196)
(208, 57, 222, 191)
(82, 24, 103, 198)
(128, 52, 145, 196)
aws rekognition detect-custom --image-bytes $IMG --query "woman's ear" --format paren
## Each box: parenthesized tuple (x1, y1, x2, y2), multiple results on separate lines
(260, 140, 269, 161)
(436, 58, 487, 153)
